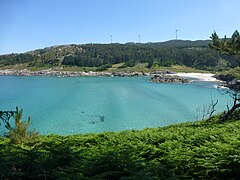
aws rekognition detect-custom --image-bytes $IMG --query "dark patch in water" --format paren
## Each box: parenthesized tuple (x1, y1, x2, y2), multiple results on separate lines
(87, 115, 105, 124)
(95, 115, 105, 122)
(88, 121, 96, 124)
(79, 111, 105, 124)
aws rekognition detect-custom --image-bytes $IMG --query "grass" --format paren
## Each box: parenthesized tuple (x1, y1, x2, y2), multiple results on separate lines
(108, 64, 209, 73)
(0, 63, 30, 70)
(0, 114, 239, 179)
(152, 65, 209, 73)
(0, 63, 210, 73)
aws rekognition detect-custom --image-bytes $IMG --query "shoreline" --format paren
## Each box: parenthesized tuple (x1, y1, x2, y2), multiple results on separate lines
(0, 69, 150, 77)
(1, 68, 234, 90)
(172, 72, 219, 82)
(0, 69, 220, 82)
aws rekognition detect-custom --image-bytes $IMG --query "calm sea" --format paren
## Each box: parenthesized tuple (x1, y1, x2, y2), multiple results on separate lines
(0, 76, 230, 135)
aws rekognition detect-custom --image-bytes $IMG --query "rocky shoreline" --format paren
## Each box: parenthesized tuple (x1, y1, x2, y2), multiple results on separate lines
(0, 69, 178, 78)
(214, 74, 240, 90)
(0, 69, 197, 84)
(0, 69, 150, 77)
(1, 68, 238, 90)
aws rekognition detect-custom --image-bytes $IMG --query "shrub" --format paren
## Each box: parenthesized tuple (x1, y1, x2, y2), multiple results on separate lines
(96, 64, 112, 71)
(7, 107, 38, 144)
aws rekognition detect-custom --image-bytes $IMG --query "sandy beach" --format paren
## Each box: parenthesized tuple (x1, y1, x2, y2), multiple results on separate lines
(173, 73, 218, 82)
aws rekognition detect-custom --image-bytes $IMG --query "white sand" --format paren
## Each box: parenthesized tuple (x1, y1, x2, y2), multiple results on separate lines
(172, 73, 218, 82)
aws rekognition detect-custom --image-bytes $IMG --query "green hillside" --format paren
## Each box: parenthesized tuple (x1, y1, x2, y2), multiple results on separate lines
(0, 40, 239, 71)
(134, 39, 211, 48)
(1, 114, 240, 179)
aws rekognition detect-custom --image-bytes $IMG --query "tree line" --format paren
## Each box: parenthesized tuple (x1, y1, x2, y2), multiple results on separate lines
(61, 44, 240, 69)
(0, 41, 239, 69)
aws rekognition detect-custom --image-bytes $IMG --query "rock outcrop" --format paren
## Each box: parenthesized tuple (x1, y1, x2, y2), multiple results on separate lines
(149, 74, 190, 83)
(214, 74, 236, 82)
(225, 79, 240, 90)
(214, 73, 240, 90)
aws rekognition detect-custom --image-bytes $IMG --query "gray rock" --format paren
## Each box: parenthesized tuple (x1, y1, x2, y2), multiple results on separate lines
(214, 74, 235, 82)
(149, 74, 191, 83)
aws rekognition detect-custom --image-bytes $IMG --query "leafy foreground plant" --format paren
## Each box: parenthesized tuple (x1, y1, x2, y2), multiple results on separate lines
(210, 30, 240, 121)
(6, 107, 38, 144)
(0, 113, 240, 179)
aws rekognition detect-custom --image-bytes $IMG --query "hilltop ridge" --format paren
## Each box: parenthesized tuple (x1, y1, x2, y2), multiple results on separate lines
(0, 39, 238, 71)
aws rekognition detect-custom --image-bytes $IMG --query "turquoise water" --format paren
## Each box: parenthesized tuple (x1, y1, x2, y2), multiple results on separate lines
(0, 76, 230, 135)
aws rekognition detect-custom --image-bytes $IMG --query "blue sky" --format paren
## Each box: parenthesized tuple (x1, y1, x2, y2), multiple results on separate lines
(0, 0, 239, 54)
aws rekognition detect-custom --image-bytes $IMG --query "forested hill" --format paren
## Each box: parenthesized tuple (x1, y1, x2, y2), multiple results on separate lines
(133, 39, 211, 48)
(0, 39, 239, 70)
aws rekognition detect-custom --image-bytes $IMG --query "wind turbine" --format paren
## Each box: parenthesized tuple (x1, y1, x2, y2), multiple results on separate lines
(138, 33, 141, 43)
(175, 29, 179, 40)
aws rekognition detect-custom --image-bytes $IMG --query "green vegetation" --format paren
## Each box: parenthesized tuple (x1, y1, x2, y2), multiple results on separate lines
(6, 107, 38, 144)
(210, 30, 240, 56)
(107, 63, 208, 73)
(1, 107, 38, 144)
(0, 112, 240, 179)
(210, 30, 240, 121)
(1, 40, 239, 72)
(215, 66, 240, 80)
(96, 64, 112, 71)
(210, 30, 240, 80)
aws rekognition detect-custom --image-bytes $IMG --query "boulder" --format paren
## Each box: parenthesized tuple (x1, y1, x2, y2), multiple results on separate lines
(214, 74, 236, 82)
(149, 75, 191, 83)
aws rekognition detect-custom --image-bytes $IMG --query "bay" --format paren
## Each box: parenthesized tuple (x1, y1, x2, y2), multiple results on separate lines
(0, 76, 230, 135)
